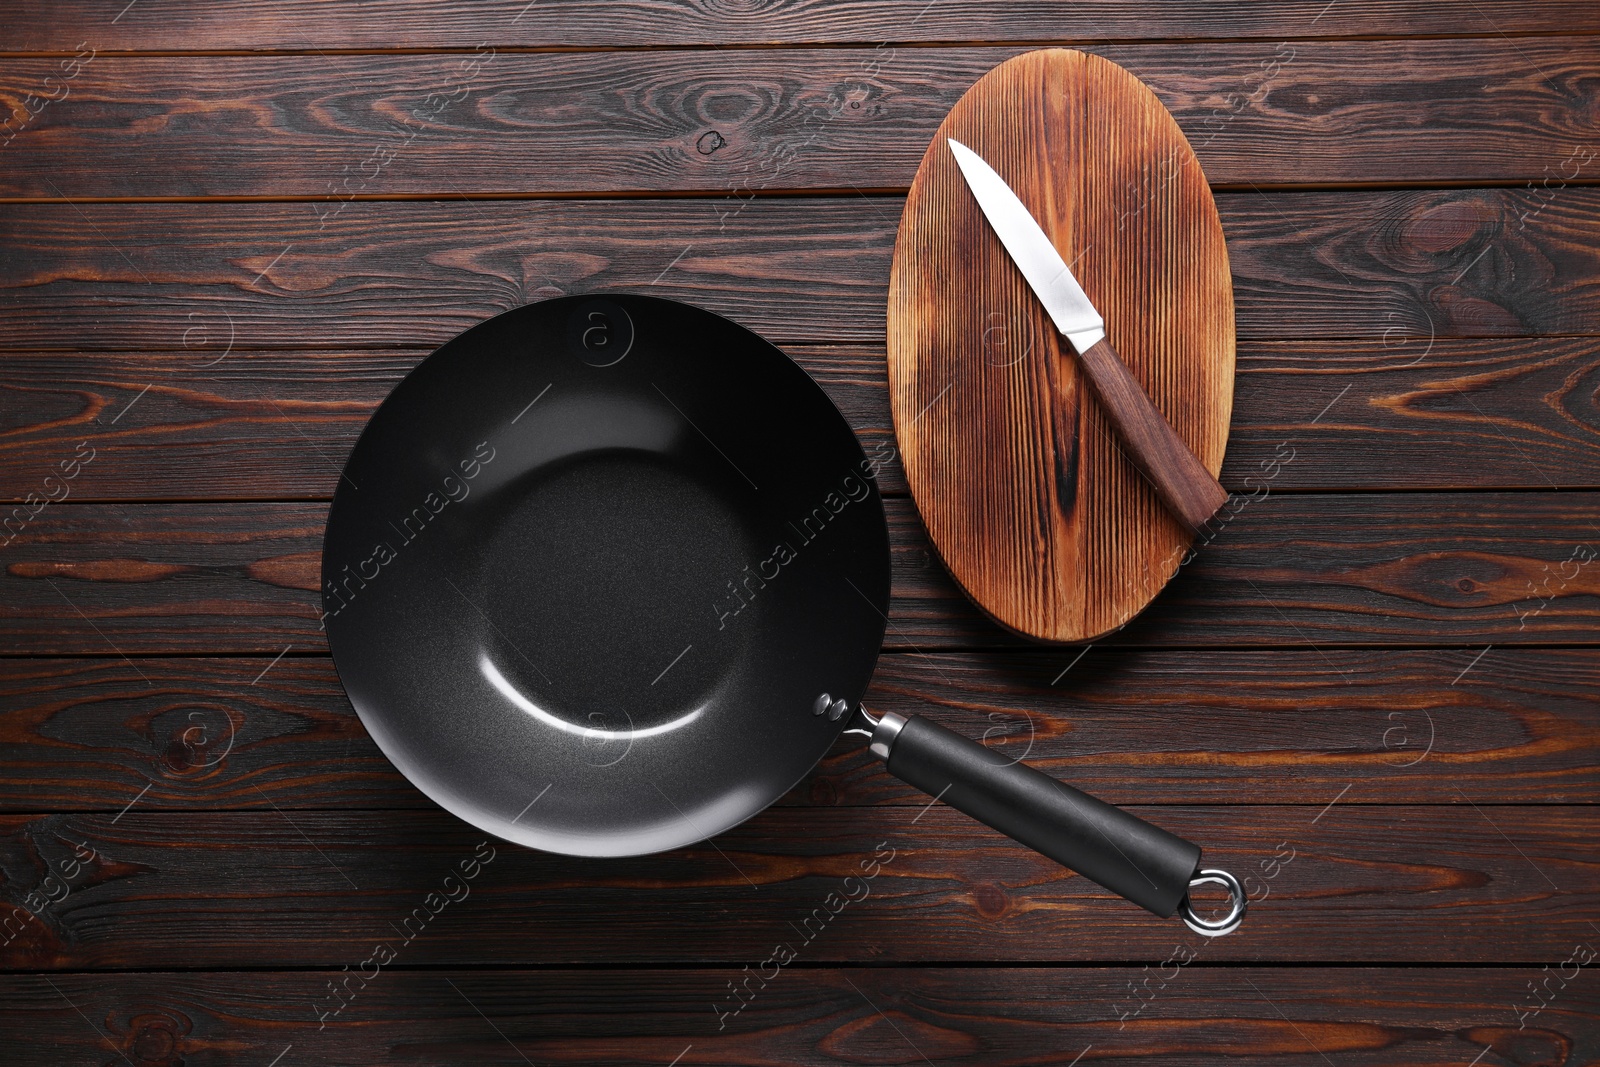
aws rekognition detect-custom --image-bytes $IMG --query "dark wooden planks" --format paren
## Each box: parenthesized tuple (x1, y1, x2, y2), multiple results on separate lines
(0, 805, 1594, 966)
(2, 189, 1599, 350)
(3, 40, 1597, 197)
(1, 968, 1592, 1066)
(0, 656, 403, 810)
(1228, 187, 1600, 341)
(0, 347, 899, 501)
(0, 501, 321, 656)
(1228, 337, 1600, 490)
(6, 338, 1600, 502)
(0, 197, 884, 349)
(0, 2, 1587, 1055)
(852, 647, 1600, 804)
(0, 350, 417, 503)
(1117, 490, 1600, 647)
(4, 495, 1599, 654)
(7, 0, 1598, 51)
(0, 649, 1595, 812)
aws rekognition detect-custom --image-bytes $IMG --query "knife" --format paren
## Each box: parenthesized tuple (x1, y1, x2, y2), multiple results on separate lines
(947, 138, 1228, 532)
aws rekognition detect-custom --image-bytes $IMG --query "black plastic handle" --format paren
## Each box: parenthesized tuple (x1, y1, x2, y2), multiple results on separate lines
(882, 714, 1201, 917)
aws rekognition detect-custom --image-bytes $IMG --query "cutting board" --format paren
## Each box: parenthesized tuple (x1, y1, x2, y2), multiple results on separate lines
(888, 48, 1235, 644)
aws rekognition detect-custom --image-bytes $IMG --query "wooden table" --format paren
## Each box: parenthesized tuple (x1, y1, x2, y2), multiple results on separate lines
(3, 4, 1598, 1063)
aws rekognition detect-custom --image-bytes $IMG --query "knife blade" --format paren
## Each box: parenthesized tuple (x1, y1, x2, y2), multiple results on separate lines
(946, 137, 1227, 531)
(946, 138, 1107, 354)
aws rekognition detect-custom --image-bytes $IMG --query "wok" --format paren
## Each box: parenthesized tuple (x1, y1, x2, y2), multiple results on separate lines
(321, 294, 1244, 934)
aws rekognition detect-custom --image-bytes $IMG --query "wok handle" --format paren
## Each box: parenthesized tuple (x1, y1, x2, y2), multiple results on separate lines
(1076, 337, 1228, 532)
(870, 711, 1243, 932)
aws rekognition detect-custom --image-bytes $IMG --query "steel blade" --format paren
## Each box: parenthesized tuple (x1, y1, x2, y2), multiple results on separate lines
(947, 138, 1105, 353)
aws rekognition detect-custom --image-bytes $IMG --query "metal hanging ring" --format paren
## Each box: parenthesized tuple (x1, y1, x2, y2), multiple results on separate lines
(1178, 867, 1247, 937)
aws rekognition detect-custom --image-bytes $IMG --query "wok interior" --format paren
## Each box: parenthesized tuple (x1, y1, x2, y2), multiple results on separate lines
(322, 296, 890, 856)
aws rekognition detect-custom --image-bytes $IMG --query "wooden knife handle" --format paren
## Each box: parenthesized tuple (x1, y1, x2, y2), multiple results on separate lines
(1075, 338, 1228, 531)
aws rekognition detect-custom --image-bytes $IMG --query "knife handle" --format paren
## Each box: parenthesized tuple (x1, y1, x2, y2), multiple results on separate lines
(1076, 338, 1227, 531)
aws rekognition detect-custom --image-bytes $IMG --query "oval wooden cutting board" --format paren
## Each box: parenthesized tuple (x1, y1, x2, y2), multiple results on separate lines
(888, 48, 1235, 644)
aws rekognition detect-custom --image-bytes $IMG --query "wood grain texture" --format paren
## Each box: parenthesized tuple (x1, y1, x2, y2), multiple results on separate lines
(1227, 336, 1600, 490)
(0, 968, 1591, 1066)
(910, 492, 1600, 648)
(1, 188, 1597, 350)
(0, 1, 1596, 1034)
(0, 806, 1594, 966)
(1073, 336, 1230, 531)
(1, 649, 1594, 812)
(5, 494, 1600, 654)
(0, 347, 899, 503)
(6, 338, 1600, 502)
(890, 49, 1234, 642)
(6, 0, 1598, 51)
(2, 39, 1598, 197)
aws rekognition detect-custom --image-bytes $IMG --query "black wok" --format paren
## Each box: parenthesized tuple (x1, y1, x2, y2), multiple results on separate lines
(321, 294, 1244, 934)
